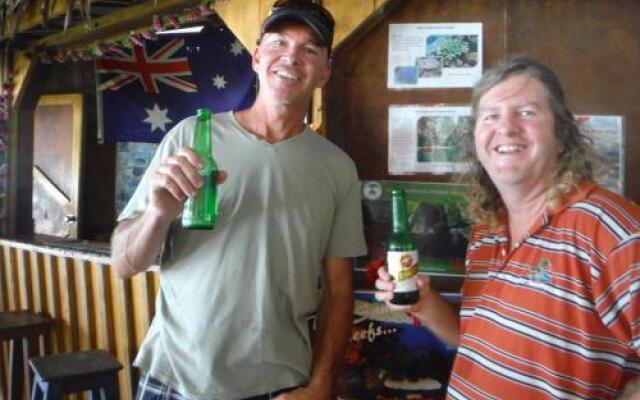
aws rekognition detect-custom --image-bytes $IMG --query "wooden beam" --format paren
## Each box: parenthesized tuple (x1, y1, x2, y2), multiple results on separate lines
(11, 51, 33, 108)
(212, 0, 269, 55)
(1, 0, 75, 41)
(30, 0, 200, 50)
(7, 0, 395, 52)
(213, 0, 393, 54)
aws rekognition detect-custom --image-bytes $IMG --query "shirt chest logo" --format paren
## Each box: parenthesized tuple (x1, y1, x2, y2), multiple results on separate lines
(527, 258, 552, 285)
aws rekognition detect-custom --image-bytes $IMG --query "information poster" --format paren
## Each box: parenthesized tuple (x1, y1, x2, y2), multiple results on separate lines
(388, 105, 472, 175)
(388, 23, 483, 89)
(115, 142, 158, 213)
(575, 115, 624, 193)
(359, 180, 470, 275)
(335, 291, 457, 399)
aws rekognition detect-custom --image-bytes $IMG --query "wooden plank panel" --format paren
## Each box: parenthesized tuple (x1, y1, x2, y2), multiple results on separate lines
(113, 272, 135, 399)
(16, 249, 33, 310)
(0, 245, 7, 311)
(92, 262, 116, 352)
(57, 257, 78, 352)
(29, 252, 46, 312)
(43, 254, 64, 354)
(0, 240, 150, 400)
(29, 251, 49, 354)
(4, 248, 19, 310)
(130, 273, 154, 347)
(74, 259, 96, 349)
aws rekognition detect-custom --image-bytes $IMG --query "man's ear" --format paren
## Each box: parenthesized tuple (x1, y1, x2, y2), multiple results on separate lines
(316, 57, 333, 88)
(252, 46, 261, 73)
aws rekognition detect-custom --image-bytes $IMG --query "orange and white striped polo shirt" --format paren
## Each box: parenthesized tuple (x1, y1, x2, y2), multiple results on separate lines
(447, 181, 640, 400)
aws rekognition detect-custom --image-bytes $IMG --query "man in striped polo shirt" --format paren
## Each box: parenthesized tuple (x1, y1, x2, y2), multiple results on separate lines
(375, 57, 640, 399)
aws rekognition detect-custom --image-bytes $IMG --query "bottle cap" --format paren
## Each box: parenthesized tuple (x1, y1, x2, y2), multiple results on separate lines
(196, 108, 211, 121)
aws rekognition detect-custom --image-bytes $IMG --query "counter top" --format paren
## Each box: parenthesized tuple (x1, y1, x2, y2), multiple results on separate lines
(0, 235, 111, 264)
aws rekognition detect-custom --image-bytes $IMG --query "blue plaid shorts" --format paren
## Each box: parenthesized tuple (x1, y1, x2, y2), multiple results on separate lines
(135, 373, 298, 400)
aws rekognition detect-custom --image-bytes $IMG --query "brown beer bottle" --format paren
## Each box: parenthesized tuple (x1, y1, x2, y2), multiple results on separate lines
(387, 188, 419, 304)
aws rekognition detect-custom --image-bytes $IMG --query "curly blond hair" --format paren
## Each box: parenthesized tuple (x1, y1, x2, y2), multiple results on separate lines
(459, 57, 605, 227)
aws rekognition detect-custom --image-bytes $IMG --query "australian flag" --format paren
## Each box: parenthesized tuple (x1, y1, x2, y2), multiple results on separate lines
(96, 27, 256, 143)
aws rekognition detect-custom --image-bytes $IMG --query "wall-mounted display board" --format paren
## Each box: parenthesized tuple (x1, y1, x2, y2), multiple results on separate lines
(357, 180, 469, 278)
(388, 23, 483, 89)
(575, 115, 624, 194)
(388, 105, 472, 175)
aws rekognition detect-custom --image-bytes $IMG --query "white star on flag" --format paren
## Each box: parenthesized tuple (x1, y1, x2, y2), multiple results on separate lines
(212, 74, 227, 89)
(143, 103, 172, 133)
(230, 40, 244, 56)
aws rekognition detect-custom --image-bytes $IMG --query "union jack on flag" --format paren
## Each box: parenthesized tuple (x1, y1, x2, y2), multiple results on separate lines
(96, 28, 256, 143)
(98, 38, 197, 94)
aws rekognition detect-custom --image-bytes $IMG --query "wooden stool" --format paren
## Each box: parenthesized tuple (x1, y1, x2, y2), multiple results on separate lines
(0, 311, 52, 400)
(29, 349, 123, 400)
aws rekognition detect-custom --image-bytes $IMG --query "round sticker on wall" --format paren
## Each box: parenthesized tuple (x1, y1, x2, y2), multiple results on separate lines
(362, 181, 383, 201)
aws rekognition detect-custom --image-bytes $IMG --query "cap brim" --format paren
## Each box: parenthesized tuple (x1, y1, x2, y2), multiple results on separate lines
(262, 10, 332, 49)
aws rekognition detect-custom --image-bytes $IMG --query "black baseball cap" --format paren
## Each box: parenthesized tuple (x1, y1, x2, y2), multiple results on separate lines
(261, 0, 335, 52)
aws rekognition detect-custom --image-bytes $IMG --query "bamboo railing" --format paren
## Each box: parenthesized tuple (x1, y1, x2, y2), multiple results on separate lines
(0, 238, 158, 400)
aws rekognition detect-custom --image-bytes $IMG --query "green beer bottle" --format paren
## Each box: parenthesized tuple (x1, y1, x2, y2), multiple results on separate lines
(181, 108, 218, 230)
(387, 188, 419, 304)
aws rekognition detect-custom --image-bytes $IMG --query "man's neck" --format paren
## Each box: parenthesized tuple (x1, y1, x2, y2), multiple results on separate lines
(234, 101, 308, 144)
(501, 185, 549, 246)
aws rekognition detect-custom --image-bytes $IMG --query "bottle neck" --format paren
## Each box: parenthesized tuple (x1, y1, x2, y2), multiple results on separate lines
(391, 193, 409, 234)
(194, 117, 212, 159)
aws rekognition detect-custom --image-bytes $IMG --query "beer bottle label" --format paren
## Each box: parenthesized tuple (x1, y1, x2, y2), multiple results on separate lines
(387, 250, 418, 293)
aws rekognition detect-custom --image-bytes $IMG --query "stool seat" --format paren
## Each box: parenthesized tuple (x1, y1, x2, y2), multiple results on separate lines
(29, 349, 123, 400)
(0, 311, 52, 340)
(0, 311, 52, 400)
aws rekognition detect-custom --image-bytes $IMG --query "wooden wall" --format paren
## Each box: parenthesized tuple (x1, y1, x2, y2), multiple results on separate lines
(326, 0, 640, 203)
(0, 239, 158, 400)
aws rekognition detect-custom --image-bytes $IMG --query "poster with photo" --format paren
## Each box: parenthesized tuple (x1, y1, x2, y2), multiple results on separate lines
(388, 23, 483, 89)
(389, 105, 472, 175)
(575, 115, 624, 194)
(359, 180, 470, 276)
(115, 142, 158, 213)
(335, 291, 457, 399)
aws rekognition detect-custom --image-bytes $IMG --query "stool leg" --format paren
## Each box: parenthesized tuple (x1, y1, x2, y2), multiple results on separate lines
(89, 388, 101, 400)
(8, 337, 25, 400)
(30, 375, 43, 400)
(42, 383, 62, 400)
(102, 375, 120, 400)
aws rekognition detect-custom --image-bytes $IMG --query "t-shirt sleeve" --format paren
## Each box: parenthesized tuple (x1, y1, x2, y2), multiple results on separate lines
(595, 234, 640, 356)
(325, 162, 367, 258)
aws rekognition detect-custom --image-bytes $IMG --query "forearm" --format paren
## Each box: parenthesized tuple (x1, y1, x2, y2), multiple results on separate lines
(618, 377, 640, 399)
(308, 291, 352, 396)
(307, 258, 354, 397)
(416, 290, 460, 347)
(110, 210, 173, 278)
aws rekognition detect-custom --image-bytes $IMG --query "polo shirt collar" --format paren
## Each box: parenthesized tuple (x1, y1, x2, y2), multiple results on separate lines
(495, 180, 598, 237)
